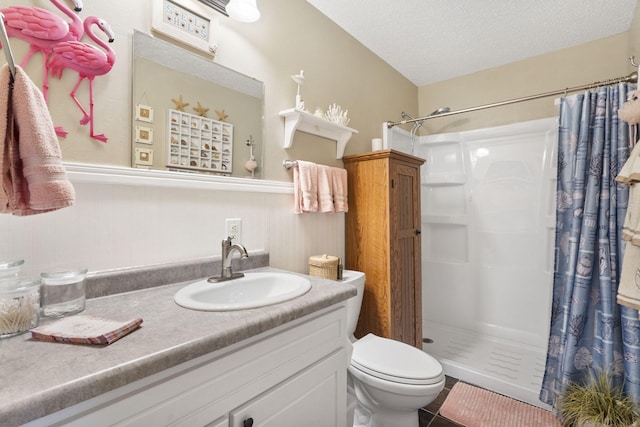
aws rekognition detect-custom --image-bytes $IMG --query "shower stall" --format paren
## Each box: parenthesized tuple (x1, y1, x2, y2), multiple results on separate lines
(384, 117, 558, 409)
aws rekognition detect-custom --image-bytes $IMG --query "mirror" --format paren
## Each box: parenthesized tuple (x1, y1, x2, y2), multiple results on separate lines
(132, 31, 263, 179)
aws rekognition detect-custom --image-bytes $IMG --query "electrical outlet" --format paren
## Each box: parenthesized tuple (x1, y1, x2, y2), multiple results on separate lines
(225, 218, 242, 243)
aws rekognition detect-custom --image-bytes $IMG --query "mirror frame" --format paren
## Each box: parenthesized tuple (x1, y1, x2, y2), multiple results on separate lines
(131, 30, 265, 179)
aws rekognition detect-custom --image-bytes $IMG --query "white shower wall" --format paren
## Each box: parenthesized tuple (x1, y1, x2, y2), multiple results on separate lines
(385, 118, 558, 407)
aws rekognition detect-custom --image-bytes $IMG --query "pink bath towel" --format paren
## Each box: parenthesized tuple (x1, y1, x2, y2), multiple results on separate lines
(0, 64, 75, 216)
(317, 165, 335, 213)
(332, 167, 348, 213)
(293, 160, 318, 213)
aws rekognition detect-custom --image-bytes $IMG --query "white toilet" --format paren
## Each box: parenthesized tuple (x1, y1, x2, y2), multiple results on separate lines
(343, 270, 445, 427)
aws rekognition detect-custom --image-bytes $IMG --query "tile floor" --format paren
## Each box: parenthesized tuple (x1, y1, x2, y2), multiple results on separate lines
(419, 376, 465, 427)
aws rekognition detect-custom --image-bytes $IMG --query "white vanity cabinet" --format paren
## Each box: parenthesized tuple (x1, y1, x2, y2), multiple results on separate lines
(25, 305, 349, 427)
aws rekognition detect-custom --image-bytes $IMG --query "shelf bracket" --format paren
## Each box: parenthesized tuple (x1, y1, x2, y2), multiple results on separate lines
(279, 108, 358, 159)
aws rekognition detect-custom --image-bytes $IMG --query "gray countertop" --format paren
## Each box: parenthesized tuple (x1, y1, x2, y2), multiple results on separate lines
(0, 267, 355, 426)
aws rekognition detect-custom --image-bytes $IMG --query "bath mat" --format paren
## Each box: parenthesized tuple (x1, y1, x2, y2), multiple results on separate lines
(439, 382, 561, 427)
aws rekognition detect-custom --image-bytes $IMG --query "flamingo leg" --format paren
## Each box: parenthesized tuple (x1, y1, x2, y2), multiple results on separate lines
(18, 48, 52, 103)
(69, 76, 90, 124)
(54, 126, 68, 138)
(41, 56, 50, 104)
(18, 47, 38, 68)
(87, 78, 107, 143)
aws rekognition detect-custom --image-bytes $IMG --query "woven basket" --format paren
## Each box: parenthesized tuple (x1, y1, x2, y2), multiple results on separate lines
(309, 254, 339, 280)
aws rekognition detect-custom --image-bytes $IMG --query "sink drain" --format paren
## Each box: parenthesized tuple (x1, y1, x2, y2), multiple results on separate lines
(422, 338, 434, 344)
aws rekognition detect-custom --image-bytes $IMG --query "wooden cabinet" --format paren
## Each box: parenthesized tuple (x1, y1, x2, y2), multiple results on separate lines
(343, 149, 425, 349)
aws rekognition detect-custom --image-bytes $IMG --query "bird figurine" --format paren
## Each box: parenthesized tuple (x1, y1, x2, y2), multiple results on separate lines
(291, 69, 305, 110)
(0, 0, 84, 103)
(48, 16, 116, 143)
(245, 135, 258, 177)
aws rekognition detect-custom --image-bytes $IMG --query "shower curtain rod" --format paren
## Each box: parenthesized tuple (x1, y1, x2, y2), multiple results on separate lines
(386, 70, 638, 128)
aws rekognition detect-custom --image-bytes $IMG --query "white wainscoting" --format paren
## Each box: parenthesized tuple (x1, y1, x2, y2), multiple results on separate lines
(0, 164, 345, 277)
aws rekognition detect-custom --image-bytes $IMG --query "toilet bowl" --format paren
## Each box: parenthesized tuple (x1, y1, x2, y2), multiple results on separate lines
(343, 270, 445, 427)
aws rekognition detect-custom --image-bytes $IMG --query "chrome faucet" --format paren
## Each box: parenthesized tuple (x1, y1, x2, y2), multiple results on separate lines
(208, 236, 249, 283)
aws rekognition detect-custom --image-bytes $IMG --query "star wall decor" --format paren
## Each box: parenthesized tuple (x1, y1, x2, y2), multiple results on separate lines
(171, 95, 189, 111)
(215, 109, 228, 121)
(193, 101, 209, 117)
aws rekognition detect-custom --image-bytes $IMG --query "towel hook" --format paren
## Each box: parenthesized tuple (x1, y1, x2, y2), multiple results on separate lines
(631, 56, 639, 68)
(0, 13, 16, 80)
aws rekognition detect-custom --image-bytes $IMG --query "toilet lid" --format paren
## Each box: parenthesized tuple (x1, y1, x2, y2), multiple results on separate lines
(351, 334, 443, 385)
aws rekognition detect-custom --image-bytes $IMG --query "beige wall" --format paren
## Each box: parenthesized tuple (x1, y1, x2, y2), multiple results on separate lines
(417, 31, 633, 135)
(6, 1, 638, 178)
(4, 0, 417, 181)
(629, 0, 640, 62)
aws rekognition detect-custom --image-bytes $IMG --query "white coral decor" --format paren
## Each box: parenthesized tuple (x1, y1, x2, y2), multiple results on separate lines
(324, 103, 350, 126)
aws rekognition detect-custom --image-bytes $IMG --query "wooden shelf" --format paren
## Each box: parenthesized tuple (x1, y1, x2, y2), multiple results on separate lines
(278, 108, 358, 159)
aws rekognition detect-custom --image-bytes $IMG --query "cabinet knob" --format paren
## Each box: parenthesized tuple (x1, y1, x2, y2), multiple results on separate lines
(415, 229, 422, 235)
(243, 418, 254, 427)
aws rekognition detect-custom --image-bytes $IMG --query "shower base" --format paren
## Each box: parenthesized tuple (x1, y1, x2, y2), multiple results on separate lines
(423, 321, 551, 410)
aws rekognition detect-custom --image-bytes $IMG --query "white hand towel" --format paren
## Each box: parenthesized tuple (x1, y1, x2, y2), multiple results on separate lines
(617, 243, 640, 310)
(617, 143, 640, 245)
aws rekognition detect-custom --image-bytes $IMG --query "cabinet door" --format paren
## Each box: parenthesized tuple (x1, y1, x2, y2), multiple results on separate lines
(230, 350, 347, 427)
(205, 416, 228, 427)
(390, 160, 423, 348)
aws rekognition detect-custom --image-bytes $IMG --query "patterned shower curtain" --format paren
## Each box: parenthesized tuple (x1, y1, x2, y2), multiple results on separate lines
(539, 83, 640, 406)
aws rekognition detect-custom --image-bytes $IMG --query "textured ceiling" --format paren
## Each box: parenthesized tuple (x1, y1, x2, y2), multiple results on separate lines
(306, 0, 638, 87)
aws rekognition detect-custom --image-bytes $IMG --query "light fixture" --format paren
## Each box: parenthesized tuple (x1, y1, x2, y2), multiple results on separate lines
(225, 0, 260, 23)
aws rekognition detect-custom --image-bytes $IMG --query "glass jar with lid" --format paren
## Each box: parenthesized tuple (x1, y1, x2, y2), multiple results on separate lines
(41, 268, 88, 318)
(0, 259, 24, 279)
(0, 276, 40, 338)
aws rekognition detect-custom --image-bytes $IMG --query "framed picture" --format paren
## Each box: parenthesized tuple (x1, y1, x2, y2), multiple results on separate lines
(135, 125, 154, 144)
(152, 0, 217, 56)
(136, 104, 154, 123)
(135, 147, 154, 166)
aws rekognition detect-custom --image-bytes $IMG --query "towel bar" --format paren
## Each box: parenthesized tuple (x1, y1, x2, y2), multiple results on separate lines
(283, 160, 298, 169)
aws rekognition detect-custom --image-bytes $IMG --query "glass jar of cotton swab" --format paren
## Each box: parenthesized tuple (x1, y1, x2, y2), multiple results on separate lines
(0, 260, 41, 338)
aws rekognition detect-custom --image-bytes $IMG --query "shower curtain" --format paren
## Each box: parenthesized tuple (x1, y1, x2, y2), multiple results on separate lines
(539, 83, 640, 406)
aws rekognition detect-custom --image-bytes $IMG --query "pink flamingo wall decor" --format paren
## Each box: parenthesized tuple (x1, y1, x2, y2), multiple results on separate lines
(0, 0, 84, 103)
(48, 16, 115, 143)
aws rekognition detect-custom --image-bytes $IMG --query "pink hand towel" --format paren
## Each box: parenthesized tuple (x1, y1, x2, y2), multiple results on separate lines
(317, 165, 335, 213)
(332, 167, 348, 213)
(293, 160, 318, 213)
(0, 64, 75, 216)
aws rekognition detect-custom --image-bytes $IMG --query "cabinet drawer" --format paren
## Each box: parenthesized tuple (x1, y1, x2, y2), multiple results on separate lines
(230, 349, 347, 427)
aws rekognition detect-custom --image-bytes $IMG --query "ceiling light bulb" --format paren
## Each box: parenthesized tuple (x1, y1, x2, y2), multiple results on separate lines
(226, 0, 261, 23)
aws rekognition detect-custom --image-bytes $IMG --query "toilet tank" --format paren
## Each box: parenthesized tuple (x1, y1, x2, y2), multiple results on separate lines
(342, 270, 365, 339)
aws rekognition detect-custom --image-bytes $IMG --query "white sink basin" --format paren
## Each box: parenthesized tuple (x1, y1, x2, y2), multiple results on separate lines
(174, 272, 312, 311)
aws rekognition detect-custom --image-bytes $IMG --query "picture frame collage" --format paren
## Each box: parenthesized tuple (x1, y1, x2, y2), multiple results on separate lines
(134, 104, 155, 167)
(167, 109, 233, 173)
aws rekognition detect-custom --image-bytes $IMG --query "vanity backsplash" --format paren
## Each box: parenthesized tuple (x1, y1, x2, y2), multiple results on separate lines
(85, 251, 269, 299)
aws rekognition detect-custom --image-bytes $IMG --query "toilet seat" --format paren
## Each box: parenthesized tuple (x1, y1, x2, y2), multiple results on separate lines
(351, 334, 443, 385)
